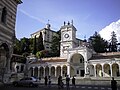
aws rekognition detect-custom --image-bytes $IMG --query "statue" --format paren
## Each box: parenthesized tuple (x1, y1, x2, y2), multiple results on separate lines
(64, 21, 66, 26)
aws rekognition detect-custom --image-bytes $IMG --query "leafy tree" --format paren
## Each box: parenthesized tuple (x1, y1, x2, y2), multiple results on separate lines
(20, 37, 30, 53)
(36, 51, 43, 58)
(32, 35, 37, 55)
(29, 38, 34, 53)
(109, 31, 118, 52)
(88, 31, 108, 53)
(36, 50, 49, 58)
(51, 31, 60, 56)
(13, 37, 32, 55)
(13, 38, 21, 54)
(37, 32, 44, 52)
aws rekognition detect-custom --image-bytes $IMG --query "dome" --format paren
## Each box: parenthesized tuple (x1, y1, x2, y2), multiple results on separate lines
(45, 23, 51, 29)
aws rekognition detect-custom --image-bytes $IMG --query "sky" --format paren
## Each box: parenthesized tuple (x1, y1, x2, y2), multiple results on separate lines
(15, 0, 120, 42)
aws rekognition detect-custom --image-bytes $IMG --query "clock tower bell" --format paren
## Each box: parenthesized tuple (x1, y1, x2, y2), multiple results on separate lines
(60, 21, 77, 58)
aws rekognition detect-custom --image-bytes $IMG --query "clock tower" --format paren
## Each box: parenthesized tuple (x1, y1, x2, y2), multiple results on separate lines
(60, 21, 77, 58)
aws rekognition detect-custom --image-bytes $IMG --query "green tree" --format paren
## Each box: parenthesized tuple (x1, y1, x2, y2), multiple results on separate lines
(20, 37, 30, 53)
(33, 35, 37, 55)
(36, 50, 49, 58)
(51, 31, 60, 56)
(29, 38, 34, 53)
(37, 32, 44, 52)
(13, 38, 21, 54)
(36, 51, 43, 58)
(88, 31, 108, 53)
(109, 31, 118, 52)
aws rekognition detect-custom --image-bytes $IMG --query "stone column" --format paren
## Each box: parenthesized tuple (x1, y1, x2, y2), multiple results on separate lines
(119, 65, 120, 76)
(94, 65, 96, 77)
(110, 64, 113, 77)
(55, 66, 57, 77)
(43, 67, 45, 77)
(102, 65, 104, 77)
(61, 66, 63, 76)
(33, 67, 35, 76)
(49, 66, 51, 76)
(67, 64, 70, 76)
(38, 67, 40, 78)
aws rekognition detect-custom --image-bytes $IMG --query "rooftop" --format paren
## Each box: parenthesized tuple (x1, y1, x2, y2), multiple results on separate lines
(90, 52, 120, 60)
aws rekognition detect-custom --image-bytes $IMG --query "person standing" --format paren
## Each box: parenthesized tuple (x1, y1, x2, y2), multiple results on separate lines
(48, 76, 51, 86)
(58, 75, 63, 89)
(66, 75, 70, 90)
(72, 76, 76, 87)
(44, 76, 48, 86)
(111, 77, 117, 90)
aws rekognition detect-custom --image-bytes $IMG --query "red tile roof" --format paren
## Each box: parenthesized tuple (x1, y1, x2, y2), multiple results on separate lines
(31, 58, 67, 64)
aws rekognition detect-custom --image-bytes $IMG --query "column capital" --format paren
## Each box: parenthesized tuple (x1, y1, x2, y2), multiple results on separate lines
(38, 66, 40, 69)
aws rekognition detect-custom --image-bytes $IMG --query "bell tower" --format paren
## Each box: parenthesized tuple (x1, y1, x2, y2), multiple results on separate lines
(60, 21, 77, 58)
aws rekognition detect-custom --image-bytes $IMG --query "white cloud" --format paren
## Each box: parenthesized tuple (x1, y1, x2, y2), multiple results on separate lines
(99, 19, 120, 43)
(18, 9, 46, 24)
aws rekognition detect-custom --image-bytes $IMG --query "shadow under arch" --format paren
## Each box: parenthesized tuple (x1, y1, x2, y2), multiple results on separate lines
(103, 63, 110, 77)
(95, 64, 102, 77)
(112, 63, 119, 77)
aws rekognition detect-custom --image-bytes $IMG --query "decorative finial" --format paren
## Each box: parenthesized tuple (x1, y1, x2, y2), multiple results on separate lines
(71, 20, 73, 25)
(64, 21, 66, 26)
(84, 35, 87, 42)
(46, 19, 51, 29)
(84, 35, 86, 40)
(48, 19, 50, 24)
(68, 21, 70, 25)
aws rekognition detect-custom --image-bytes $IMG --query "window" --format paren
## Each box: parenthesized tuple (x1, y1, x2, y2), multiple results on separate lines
(80, 70, 85, 77)
(1, 7, 7, 23)
(77, 70, 79, 74)
(80, 58, 83, 63)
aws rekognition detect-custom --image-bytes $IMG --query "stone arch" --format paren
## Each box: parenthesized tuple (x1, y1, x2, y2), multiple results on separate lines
(56, 66, 61, 77)
(70, 53, 84, 63)
(40, 67, 44, 77)
(34, 67, 38, 78)
(112, 63, 119, 77)
(62, 65, 67, 77)
(0, 43, 10, 70)
(51, 66, 55, 77)
(70, 53, 85, 77)
(103, 64, 110, 77)
(45, 66, 49, 77)
(89, 64, 94, 77)
(96, 64, 102, 77)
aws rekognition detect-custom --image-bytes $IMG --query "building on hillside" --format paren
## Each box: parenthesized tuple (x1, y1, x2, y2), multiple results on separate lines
(27, 21, 120, 79)
(31, 23, 58, 51)
(0, 0, 22, 83)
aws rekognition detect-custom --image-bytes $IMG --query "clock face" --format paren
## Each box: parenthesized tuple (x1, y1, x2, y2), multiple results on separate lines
(64, 33, 69, 38)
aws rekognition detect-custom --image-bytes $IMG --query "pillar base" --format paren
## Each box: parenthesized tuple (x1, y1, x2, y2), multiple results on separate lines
(84, 73, 90, 79)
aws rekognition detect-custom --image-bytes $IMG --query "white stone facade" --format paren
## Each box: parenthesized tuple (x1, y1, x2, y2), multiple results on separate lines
(31, 24, 58, 51)
(28, 22, 120, 79)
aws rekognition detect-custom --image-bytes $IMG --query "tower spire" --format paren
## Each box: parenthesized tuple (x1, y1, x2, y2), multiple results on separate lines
(46, 19, 51, 29)
(48, 19, 50, 24)
(71, 20, 73, 25)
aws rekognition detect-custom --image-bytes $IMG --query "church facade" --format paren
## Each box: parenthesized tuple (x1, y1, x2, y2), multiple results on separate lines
(0, 0, 22, 83)
(27, 22, 120, 79)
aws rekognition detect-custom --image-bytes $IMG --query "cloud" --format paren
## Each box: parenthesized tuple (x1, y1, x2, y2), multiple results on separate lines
(99, 19, 120, 43)
(18, 9, 46, 24)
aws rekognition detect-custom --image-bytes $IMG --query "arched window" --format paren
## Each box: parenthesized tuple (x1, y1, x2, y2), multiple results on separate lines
(1, 7, 7, 23)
